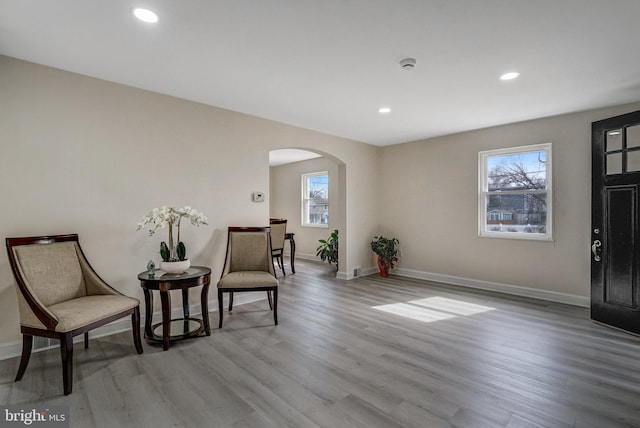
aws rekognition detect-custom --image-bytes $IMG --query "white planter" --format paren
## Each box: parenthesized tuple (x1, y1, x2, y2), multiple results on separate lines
(160, 260, 191, 274)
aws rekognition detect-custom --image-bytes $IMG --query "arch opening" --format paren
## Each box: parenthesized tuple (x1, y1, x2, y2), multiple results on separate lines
(268, 148, 347, 277)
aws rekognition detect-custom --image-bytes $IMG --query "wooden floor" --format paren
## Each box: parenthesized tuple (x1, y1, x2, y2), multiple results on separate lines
(1, 259, 640, 428)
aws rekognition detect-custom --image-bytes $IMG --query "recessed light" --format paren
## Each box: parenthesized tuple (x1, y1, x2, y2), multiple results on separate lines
(133, 8, 158, 23)
(378, 107, 391, 114)
(500, 71, 520, 81)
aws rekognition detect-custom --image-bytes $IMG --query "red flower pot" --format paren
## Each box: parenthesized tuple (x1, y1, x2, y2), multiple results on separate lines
(377, 256, 390, 277)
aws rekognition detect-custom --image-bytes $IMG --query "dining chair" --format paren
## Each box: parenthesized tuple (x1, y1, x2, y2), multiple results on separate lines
(5, 234, 143, 395)
(217, 227, 279, 328)
(269, 219, 287, 276)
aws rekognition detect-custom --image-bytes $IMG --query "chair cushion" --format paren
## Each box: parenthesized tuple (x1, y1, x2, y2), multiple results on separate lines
(48, 295, 139, 332)
(217, 271, 279, 289)
(229, 232, 272, 272)
(13, 242, 87, 306)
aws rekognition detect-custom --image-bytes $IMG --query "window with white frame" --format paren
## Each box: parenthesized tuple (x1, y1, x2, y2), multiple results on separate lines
(479, 143, 552, 240)
(302, 171, 329, 227)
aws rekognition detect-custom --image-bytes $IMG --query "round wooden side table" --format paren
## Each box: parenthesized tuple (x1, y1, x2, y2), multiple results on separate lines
(138, 266, 211, 350)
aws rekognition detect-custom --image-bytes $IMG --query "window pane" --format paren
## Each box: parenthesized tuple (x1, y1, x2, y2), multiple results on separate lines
(627, 150, 640, 172)
(304, 199, 329, 224)
(306, 175, 328, 198)
(607, 153, 622, 175)
(484, 192, 547, 234)
(606, 129, 622, 151)
(626, 125, 640, 149)
(487, 151, 546, 191)
(302, 172, 329, 227)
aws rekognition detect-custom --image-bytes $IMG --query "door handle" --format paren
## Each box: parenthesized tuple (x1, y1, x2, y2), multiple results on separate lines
(592, 239, 602, 262)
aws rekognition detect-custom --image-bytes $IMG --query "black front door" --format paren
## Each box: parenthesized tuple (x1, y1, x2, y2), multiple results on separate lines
(592, 110, 640, 334)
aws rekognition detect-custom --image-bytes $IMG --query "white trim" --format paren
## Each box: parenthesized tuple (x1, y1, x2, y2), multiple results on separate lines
(0, 293, 265, 362)
(478, 142, 553, 241)
(337, 271, 351, 280)
(293, 251, 322, 261)
(301, 170, 329, 227)
(394, 268, 589, 307)
(357, 266, 380, 277)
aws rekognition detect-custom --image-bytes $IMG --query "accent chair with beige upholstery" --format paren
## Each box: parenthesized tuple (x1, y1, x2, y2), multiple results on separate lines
(269, 219, 287, 276)
(217, 227, 279, 328)
(6, 234, 143, 395)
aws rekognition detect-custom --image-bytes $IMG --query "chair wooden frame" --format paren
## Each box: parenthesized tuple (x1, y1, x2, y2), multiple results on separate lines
(6, 234, 143, 395)
(217, 227, 278, 328)
(269, 219, 288, 277)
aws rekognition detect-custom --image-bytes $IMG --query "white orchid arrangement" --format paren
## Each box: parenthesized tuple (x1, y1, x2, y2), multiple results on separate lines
(137, 206, 208, 262)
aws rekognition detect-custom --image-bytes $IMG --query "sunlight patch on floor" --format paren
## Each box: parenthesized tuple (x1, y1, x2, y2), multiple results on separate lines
(373, 296, 495, 323)
(373, 303, 456, 323)
(410, 296, 495, 315)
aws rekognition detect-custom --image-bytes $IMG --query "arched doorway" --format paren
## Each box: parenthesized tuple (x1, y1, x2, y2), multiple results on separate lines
(269, 148, 347, 276)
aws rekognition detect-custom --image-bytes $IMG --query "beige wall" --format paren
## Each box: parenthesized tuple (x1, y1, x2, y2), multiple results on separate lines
(270, 157, 341, 260)
(3, 53, 640, 348)
(379, 102, 640, 300)
(0, 55, 378, 344)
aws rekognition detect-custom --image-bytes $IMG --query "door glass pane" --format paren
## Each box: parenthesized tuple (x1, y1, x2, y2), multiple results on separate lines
(607, 153, 623, 175)
(627, 125, 640, 149)
(607, 129, 622, 151)
(627, 151, 640, 172)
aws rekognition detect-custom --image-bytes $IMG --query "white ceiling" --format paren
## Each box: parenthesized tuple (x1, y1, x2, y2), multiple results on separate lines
(2, 1, 640, 147)
(269, 149, 321, 167)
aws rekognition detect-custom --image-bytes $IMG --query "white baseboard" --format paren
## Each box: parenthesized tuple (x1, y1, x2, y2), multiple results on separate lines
(291, 252, 319, 262)
(337, 271, 351, 280)
(288, 253, 587, 308)
(291, 254, 587, 308)
(0, 293, 266, 362)
(291, 252, 351, 278)
(358, 267, 379, 277)
(394, 268, 590, 308)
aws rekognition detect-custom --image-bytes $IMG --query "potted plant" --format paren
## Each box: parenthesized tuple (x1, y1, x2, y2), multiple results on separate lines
(137, 205, 208, 273)
(316, 229, 338, 271)
(370, 235, 399, 277)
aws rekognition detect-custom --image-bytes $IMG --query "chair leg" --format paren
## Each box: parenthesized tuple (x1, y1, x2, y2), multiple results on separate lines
(15, 334, 33, 382)
(267, 290, 273, 310)
(131, 307, 143, 354)
(60, 332, 74, 395)
(84, 332, 89, 349)
(273, 287, 278, 325)
(218, 289, 224, 328)
(229, 292, 234, 312)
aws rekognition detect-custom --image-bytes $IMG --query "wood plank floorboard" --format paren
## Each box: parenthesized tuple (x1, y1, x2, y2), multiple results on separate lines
(1, 259, 639, 427)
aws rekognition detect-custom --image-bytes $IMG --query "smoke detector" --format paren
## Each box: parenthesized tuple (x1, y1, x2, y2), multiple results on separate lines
(400, 57, 416, 70)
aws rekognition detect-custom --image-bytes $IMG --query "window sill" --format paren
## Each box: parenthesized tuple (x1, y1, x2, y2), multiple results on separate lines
(302, 224, 329, 229)
(479, 231, 553, 241)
